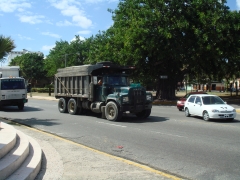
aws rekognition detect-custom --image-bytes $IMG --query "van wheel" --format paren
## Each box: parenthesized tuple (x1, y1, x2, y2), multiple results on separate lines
(58, 98, 68, 113)
(18, 102, 24, 110)
(105, 102, 122, 121)
(136, 109, 151, 119)
(68, 98, 79, 115)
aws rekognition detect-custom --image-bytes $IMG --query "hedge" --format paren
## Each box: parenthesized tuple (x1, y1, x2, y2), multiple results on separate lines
(31, 88, 54, 93)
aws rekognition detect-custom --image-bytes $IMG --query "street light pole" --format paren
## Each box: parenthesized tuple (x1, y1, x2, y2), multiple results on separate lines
(64, 53, 80, 67)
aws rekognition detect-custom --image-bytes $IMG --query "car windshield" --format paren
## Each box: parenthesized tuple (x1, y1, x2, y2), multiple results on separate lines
(202, 96, 225, 105)
(1, 79, 25, 90)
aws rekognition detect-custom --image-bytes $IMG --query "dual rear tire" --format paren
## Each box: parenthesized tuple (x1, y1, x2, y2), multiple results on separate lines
(58, 98, 83, 115)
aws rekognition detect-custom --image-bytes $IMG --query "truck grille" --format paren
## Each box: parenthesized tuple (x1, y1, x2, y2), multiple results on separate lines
(130, 88, 145, 105)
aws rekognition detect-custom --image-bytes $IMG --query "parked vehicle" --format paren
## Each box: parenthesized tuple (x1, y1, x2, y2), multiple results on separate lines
(0, 66, 28, 110)
(177, 91, 207, 111)
(54, 62, 153, 121)
(184, 94, 236, 121)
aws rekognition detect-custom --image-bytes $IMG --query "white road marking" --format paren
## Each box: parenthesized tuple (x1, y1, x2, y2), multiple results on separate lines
(96, 121, 126, 128)
(152, 131, 187, 138)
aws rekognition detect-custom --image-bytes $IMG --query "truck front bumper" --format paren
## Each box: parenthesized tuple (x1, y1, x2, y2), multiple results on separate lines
(120, 103, 152, 112)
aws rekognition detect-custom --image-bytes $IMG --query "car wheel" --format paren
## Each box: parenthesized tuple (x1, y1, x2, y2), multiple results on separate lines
(185, 108, 190, 117)
(203, 111, 210, 121)
(178, 108, 182, 111)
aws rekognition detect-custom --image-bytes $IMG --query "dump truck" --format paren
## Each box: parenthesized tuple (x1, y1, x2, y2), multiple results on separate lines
(0, 66, 28, 110)
(54, 61, 153, 121)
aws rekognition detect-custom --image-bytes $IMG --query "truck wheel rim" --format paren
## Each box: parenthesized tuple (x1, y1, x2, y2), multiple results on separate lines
(69, 102, 74, 112)
(60, 102, 64, 110)
(108, 106, 115, 118)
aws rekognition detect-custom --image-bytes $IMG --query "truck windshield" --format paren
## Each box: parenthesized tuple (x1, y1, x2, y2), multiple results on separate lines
(105, 76, 128, 86)
(1, 79, 25, 90)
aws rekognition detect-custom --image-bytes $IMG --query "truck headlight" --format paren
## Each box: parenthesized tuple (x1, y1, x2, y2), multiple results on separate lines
(122, 96, 129, 102)
(146, 94, 152, 101)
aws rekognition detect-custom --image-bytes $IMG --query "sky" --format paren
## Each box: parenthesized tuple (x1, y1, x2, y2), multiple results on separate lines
(0, 0, 239, 66)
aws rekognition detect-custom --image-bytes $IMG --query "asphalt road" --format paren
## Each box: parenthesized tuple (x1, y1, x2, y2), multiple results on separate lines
(1, 98, 240, 180)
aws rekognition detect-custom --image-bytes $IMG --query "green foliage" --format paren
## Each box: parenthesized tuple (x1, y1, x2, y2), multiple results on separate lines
(31, 88, 54, 93)
(44, 36, 84, 77)
(40, 0, 240, 99)
(9, 53, 46, 82)
(0, 35, 16, 60)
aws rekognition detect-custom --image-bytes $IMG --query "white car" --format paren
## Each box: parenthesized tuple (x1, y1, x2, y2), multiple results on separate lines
(184, 94, 236, 121)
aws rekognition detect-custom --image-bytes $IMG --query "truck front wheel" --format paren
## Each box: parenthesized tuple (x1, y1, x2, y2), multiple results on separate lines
(68, 98, 79, 115)
(58, 98, 68, 113)
(136, 109, 151, 119)
(105, 102, 122, 121)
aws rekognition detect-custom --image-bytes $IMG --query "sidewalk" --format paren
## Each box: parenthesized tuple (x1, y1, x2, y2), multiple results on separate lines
(0, 93, 181, 180)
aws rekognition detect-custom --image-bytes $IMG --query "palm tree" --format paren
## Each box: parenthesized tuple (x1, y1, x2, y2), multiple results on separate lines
(0, 35, 16, 60)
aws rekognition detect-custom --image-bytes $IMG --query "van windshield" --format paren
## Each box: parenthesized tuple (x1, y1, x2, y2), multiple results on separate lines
(1, 79, 25, 90)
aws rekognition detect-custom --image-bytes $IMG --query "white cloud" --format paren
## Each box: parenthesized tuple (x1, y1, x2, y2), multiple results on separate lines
(18, 14, 45, 24)
(42, 45, 55, 51)
(41, 32, 61, 38)
(0, 0, 31, 13)
(17, 34, 33, 40)
(77, 30, 91, 35)
(237, 0, 240, 9)
(48, 0, 92, 29)
(56, 20, 73, 26)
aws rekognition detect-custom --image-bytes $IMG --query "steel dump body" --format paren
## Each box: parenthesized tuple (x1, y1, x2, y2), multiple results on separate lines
(55, 64, 102, 98)
(54, 62, 152, 121)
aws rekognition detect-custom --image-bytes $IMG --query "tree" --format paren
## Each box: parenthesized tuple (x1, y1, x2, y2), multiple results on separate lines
(109, 0, 233, 99)
(44, 37, 83, 77)
(0, 35, 16, 61)
(9, 53, 46, 85)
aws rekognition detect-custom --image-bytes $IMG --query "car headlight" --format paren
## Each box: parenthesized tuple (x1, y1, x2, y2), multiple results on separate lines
(233, 109, 236, 112)
(122, 96, 129, 102)
(212, 109, 219, 113)
(146, 94, 152, 101)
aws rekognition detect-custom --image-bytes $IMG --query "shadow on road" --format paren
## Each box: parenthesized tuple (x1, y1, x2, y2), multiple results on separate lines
(0, 106, 43, 112)
(6, 118, 61, 127)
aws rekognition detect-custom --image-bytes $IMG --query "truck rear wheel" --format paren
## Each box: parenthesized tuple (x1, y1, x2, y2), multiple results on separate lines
(68, 98, 79, 115)
(18, 102, 24, 110)
(136, 109, 151, 119)
(105, 102, 122, 121)
(58, 98, 68, 113)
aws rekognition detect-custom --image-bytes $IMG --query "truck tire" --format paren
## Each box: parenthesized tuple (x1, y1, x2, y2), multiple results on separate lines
(136, 109, 151, 119)
(18, 102, 24, 110)
(68, 98, 79, 115)
(58, 98, 68, 113)
(105, 101, 122, 121)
